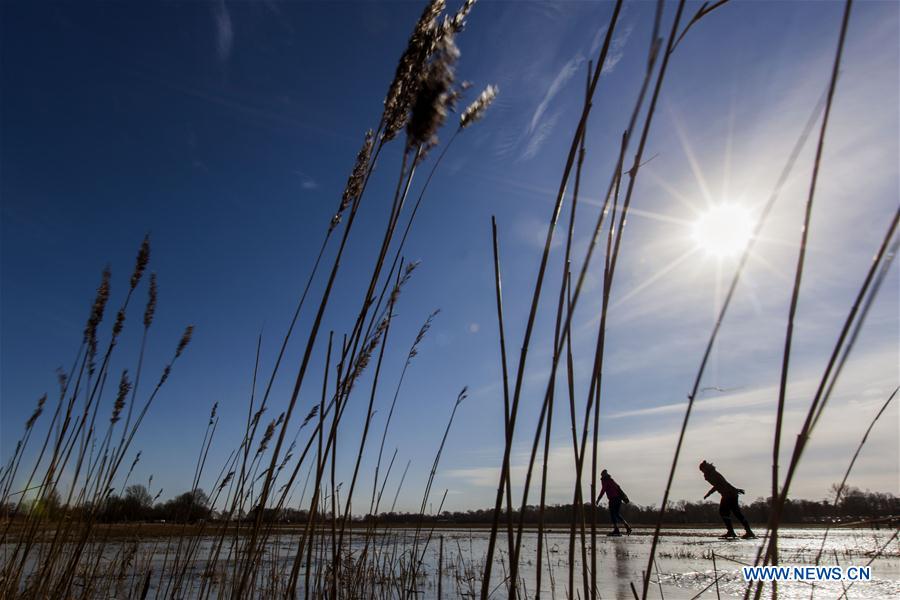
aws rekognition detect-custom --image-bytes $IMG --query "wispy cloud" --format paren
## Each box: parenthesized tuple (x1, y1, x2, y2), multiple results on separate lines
(602, 23, 632, 73)
(514, 56, 585, 161)
(518, 21, 631, 160)
(213, 0, 233, 63)
(607, 383, 773, 420)
(293, 170, 318, 190)
(529, 57, 582, 134)
(522, 109, 562, 161)
(589, 25, 609, 57)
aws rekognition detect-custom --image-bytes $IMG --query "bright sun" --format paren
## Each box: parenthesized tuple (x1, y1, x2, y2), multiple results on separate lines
(691, 204, 753, 258)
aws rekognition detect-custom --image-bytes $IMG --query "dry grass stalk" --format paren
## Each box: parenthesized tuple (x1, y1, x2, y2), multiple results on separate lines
(480, 2, 626, 594)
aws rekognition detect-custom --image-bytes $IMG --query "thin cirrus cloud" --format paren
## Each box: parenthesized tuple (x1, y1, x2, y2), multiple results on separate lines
(520, 25, 631, 161)
(293, 170, 318, 190)
(213, 0, 234, 63)
(602, 24, 632, 73)
(521, 109, 562, 161)
(528, 56, 582, 135)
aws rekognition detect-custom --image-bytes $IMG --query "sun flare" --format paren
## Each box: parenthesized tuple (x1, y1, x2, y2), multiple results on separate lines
(691, 204, 753, 258)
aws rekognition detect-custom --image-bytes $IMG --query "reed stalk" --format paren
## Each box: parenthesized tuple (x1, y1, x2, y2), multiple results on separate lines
(480, 4, 625, 596)
(754, 1, 854, 595)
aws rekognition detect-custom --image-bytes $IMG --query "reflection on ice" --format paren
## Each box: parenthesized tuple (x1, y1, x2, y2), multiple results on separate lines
(3, 527, 896, 599)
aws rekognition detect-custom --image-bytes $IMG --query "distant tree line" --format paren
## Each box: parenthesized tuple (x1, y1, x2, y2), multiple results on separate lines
(2, 485, 895, 525)
(367, 486, 898, 526)
(98, 486, 212, 523)
(1, 485, 212, 524)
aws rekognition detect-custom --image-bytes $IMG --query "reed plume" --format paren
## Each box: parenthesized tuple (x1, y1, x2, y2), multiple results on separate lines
(257, 420, 277, 456)
(175, 325, 194, 358)
(381, 0, 446, 142)
(407, 34, 459, 151)
(331, 130, 374, 232)
(219, 470, 235, 491)
(26, 395, 47, 430)
(56, 368, 67, 394)
(85, 267, 112, 373)
(111, 371, 131, 425)
(130, 235, 150, 290)
(450, 0, 476, 32)
(460, 85, 497, 130)
(300, 405, 320, 429)
(144, 273, 157, 328)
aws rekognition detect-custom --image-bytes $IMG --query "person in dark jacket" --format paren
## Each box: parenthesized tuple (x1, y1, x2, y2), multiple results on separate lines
(699, 460, 755, 539)
(595, 469, 632, 536)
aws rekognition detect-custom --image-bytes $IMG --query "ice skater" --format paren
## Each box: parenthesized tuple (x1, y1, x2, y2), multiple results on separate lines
(595, 469, 632, 536)
(699, 460, 755, 539)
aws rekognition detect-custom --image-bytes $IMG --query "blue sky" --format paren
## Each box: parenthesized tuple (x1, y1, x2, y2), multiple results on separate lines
(2, 1, 897, 513)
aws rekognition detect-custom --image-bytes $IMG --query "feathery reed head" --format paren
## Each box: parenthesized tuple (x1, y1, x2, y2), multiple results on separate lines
(455, 385, 468, 407)
(382, 0, 447, 142)
(219, 471, 235, 491)
(408, 308, 440, 362)
(130, 235, 150, 290)
(301, 405, 319, 428)
(85, 267, 112, 372)
(26, 394, 47, 429)
(460, 84, 497, 130)
(257, 419, 276, 455)
(144, 273, 157, 329)
(250, 406, 265, 429)
(175, 325, 194, 358)
(449, 0, 477, 33)
(350, 313, 392, 387)
(445, 79, 471, 112)
(111, 370, 131, 424)
(277, 441, 296, 473)
(404, 259, 421, 281)
(348, 262, 421, 387)
(127, 452, 142, 480)
(406, 33, 459, 151)
(332, 130, 374, 232)
(112, 308, 126, 338)
(209, 402, 218, 425)
(389, 260, 420, 308)
(56, 367, 67, 395)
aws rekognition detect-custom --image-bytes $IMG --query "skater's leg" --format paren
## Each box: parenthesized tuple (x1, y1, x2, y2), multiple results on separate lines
(609, 498, 622, 534)
(719, 497, 736, 537)
(616, 498, 632, 533)
(732, 503, 754, 537)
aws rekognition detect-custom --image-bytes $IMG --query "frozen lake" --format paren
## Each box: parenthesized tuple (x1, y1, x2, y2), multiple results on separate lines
(4, 526, 897, 598)
(415, 526, 899, 599)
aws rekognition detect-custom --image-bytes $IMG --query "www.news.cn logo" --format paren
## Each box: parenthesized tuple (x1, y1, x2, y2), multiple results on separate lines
(742, 565, 872, 582)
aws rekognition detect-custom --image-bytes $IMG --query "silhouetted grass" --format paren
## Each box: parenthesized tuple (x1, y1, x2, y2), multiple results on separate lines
(2, 1, 897, 599)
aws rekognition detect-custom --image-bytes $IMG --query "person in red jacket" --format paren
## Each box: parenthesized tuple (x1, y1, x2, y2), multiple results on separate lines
(595, 469, 632, 536)
(699, 460, 755, 539)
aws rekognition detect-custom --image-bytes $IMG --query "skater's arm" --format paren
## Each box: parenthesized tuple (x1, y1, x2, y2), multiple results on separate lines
(595, 489, 605, 504)
(703, 486, 716, 499)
